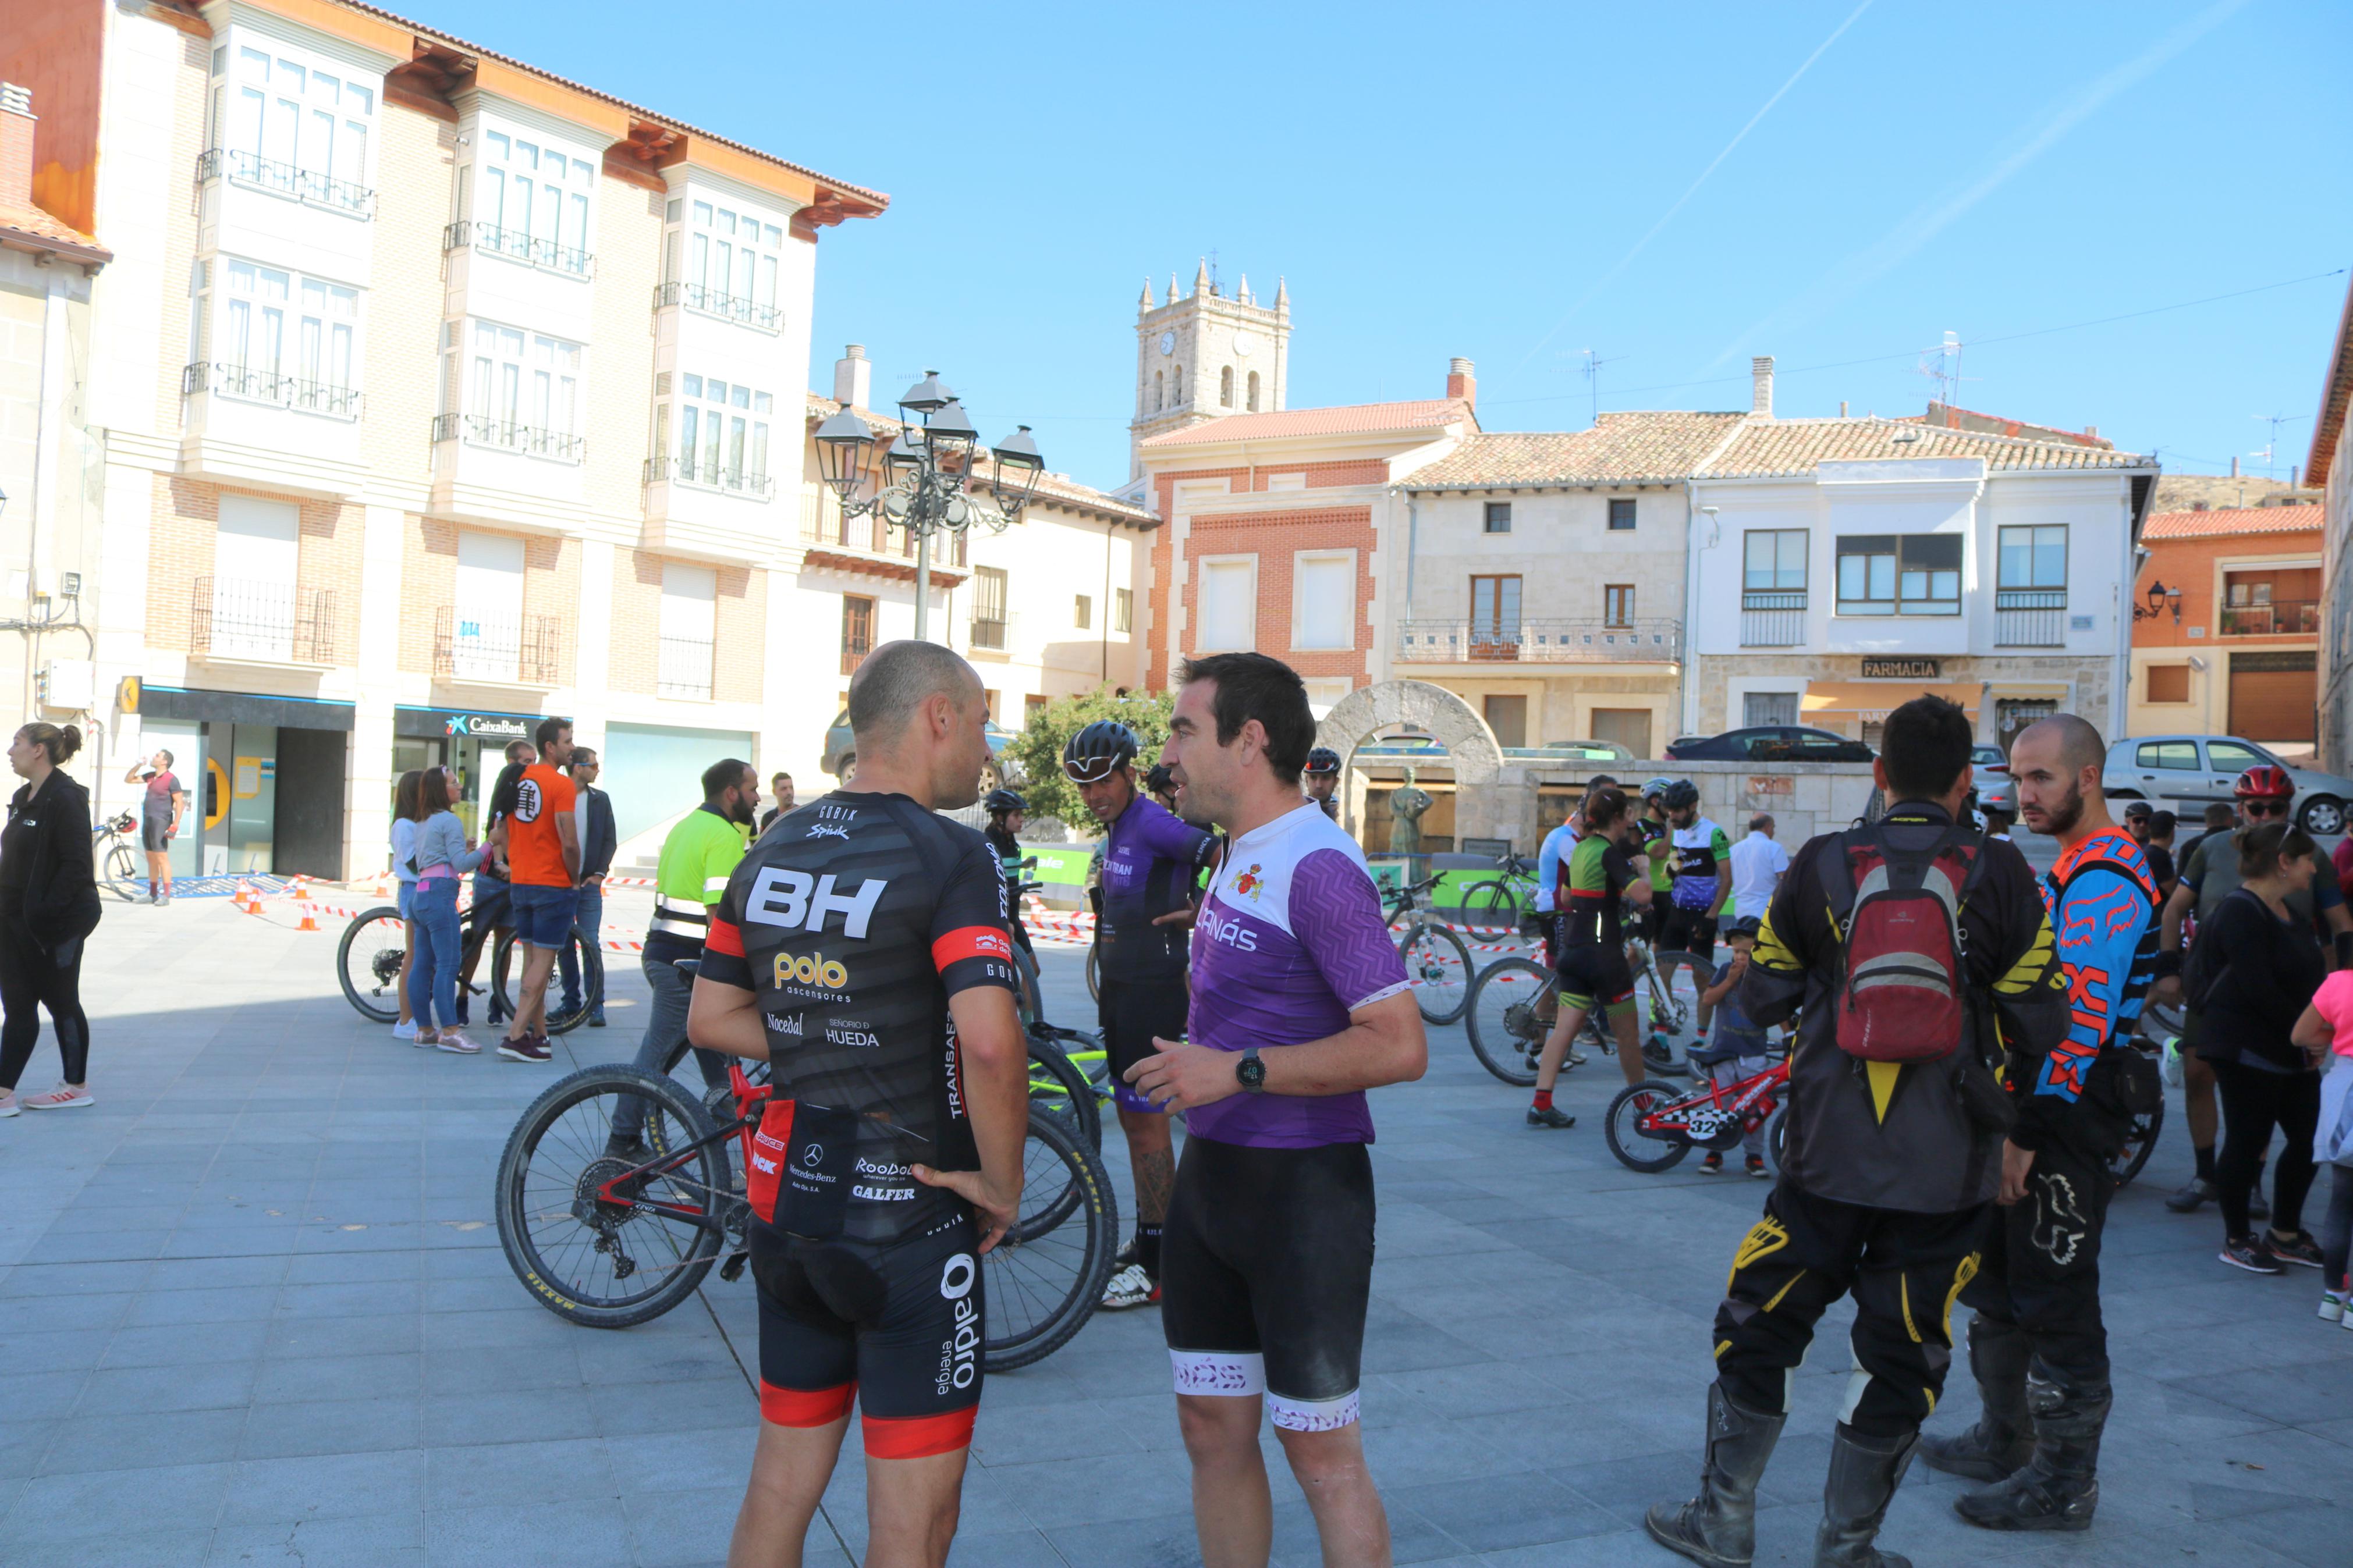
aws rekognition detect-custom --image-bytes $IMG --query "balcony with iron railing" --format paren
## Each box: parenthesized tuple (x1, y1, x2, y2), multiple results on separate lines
(651, 279, 783, 333)
(643, 454, 775, 499)
(433, 606, 562, 688)
(443, 219, 594, 279)
(1740, 590, 1807, 646)
(189, 576, 336, 666)
(2219, 600, 2318, 637)
(1393, 617, 1681, 665)
(1994, 588, 2068, 647)
(195, 147, 374, 218)
(183, 361, 362, 419)
(658, 634, 716, 701)
(431, 413, 585, 464)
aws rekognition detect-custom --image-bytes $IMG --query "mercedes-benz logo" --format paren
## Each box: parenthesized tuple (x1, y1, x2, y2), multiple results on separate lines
(802, 1144, 824, 1167)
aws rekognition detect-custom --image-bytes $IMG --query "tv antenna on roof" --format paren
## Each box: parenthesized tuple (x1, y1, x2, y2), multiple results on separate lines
(1914, 330, 1978, 410)
(1579, 348, 1625, 428)
(2252, 412, 2308, 479)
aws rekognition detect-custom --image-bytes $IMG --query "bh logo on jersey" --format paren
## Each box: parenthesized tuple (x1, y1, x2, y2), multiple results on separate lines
(773, 952, 850, 990)
(937, 1253, 979, 1393)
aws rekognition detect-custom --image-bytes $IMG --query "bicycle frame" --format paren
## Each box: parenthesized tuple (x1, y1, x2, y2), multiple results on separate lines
(1634, 1057, 1788, 1146)
(590, 1064, 768, 1236)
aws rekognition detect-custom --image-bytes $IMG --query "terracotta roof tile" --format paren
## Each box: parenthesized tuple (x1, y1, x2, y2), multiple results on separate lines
(1403, 413, 1745, 488)
(802, 393, 1155, 527)
(0, 201, 108, 264)
(2140, 505, 2322, 541)
(1139, 399, 1469, 447)
(1697, 416, 2152, 478)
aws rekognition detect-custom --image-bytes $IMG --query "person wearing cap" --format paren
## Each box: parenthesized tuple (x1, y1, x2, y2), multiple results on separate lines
(1303, 746, 1341, 819)
(2154, 765, 2353, 1213)
(1066, 719, 1219, 1310)
(1691, 917, 1773, 1177)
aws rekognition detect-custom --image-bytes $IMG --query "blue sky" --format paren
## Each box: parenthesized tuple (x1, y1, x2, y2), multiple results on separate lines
(402, 0, 2353, 493)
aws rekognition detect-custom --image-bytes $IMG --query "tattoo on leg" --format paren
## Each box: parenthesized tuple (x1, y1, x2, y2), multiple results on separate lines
(1134, 1145, 1176, 1225)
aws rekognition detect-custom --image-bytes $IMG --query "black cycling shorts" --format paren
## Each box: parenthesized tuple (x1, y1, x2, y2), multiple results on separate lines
(1659, 906, 1719, 962)
(750, 1212, 982, 1459)
(1163, 1135, 1374, 1431)
(1556, 943, 1636, 1013)
(1099, 976, 1190, 1115)
(1640, 900, 1665, 948)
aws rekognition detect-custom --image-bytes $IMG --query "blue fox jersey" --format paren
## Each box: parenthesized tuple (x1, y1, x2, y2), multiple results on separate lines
(2029, 829, 2157, 1115)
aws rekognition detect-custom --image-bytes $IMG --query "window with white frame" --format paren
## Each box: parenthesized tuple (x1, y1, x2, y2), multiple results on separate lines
(1836, 533, 1960, 616)
(1115, 588, 1133, 632)
(1293, 552, 1355, 650)
(1198, 558, 1256, 651)
(439, 321, 583, 460)
(189, 258, 361, 417)
(470, 129, 594, 275)
(208, 43, 374, 214)
(658, 563, 718, 700)
(653, 373, 773, 497)
(661, 197, 784, 329)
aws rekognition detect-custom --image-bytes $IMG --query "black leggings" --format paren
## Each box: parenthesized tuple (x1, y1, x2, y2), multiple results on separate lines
(0, 918, 89, 1089)
(2214, 1057, 2319, 1240)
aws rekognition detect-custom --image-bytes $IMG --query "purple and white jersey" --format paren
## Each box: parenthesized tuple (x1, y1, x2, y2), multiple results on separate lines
(1186, 803, 1410, 1147)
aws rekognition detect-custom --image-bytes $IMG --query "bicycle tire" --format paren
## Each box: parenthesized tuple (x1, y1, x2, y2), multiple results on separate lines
(491, 925, 604, 1036)
(1398, 920, 1473, 1025)
(1465, 958, 1549, 1086)
(1463, 880, 1519, 934)
(1603, 1081, 1692, 1172)
(1084, 940, 1101, 1004)
(1764, 1107, 1787, 1174)
(985, 1105, 1117, 1372)
(105, 841, 142, 901)
(336, 905, 410, 1023)
(1028, 1034, 1104, 1156)
(495, 1064, 729, 1328)
(2108, 1098, 2163, 1186)
(1013, 944, 1045, 1030)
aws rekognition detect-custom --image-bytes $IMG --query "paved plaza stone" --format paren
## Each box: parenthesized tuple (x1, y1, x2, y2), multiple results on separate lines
(0, 891, 2346, 1566)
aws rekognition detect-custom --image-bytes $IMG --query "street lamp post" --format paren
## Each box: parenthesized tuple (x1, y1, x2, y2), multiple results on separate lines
(811, 372, 1045, 645)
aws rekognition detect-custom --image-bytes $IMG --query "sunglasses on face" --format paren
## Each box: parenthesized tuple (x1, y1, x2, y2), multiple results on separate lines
(2242, 799, 2290, 818)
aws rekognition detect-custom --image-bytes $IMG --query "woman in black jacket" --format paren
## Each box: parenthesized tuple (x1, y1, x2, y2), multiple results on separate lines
(2196, 821, 2330, 1274)
(0, 722, 101, 1114)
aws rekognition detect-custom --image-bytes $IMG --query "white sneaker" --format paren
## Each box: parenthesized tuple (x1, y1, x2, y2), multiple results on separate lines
(392, 1019, 421, 1041)
(1099, 1263, 1160, 1310)
(0, 1097, 17, 1118)
(22, 1085, 92, 1110)
(2327, 1290, 2351, 1324)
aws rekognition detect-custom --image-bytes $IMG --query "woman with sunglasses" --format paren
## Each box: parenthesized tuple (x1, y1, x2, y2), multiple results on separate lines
(2156, 766, 2353, 1214)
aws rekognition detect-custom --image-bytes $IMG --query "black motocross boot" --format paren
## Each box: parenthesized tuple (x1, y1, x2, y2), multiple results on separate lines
(1812, 1424, 1919, 1568)
(1919, 1314, 2033, 1482)
(1952, 1373, 2107, 1531)
(1644, 1383, 1787, 1568)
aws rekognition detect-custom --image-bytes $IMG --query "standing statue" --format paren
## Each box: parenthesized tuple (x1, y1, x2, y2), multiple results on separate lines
(1387, 766, 1435, 859)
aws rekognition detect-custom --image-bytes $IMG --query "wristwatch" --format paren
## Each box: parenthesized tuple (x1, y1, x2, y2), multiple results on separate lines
(1236, 1048, 1266, 1094)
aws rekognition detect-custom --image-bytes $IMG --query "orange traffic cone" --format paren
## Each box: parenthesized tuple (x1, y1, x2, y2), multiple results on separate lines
(296, 902, 320, 932)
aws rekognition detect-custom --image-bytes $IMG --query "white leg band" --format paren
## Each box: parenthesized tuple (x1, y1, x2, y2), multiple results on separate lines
(1171, 1350, 1264, 1398)
(1268, 1389, 1361, 1432)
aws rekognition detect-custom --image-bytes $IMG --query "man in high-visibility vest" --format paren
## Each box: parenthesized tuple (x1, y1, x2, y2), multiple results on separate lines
(606, 758, 760, 1154)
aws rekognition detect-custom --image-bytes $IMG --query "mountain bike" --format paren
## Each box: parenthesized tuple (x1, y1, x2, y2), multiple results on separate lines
(93, 812, 141, 900)
(2108, 1004, 2175, 1187)
(1603, 1052, 1790, 1174)
(495, 1058, 1118, 1371)
(487, 925, 605, 1036)
(1382, 870, 1473, 1025)
(336, 904, 410, 1022)
(1459, 851, 1539, 932)
(1462, 938, 1701, 1085)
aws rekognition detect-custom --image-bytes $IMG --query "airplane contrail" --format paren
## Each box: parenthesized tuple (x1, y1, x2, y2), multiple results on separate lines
(1516, 0, 1879, 373)
(1702, 0, 2254, 374)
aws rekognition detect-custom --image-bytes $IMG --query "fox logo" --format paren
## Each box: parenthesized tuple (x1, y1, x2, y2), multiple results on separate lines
(2030, 1172, 2088, 1265)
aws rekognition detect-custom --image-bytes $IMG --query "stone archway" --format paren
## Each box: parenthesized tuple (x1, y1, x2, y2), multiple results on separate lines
(1316, 680, 1531, 848)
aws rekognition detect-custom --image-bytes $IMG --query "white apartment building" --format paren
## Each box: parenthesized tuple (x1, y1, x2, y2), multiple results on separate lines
(1687, 364, 2157, 748)
(0, 1, 1145, 879)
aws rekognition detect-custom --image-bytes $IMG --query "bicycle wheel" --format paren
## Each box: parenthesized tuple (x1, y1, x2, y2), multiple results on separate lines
(1398, 920, 1473, 1025)
(491, 925, 604, 1036)
(1465, 958, 1549, 1086)
(105, 841, 142, 901)
(1463, 881, 1518, 936)
(1763, 1107, 1787, 1174)
(1013, 944, 1045, 1030)
(336, 905, 410, 1023)
(985, 1105, 1117, 1372)
(1084, 940, 1101, 1004)
(2108, 1098, 2163, 1186)
(495, 1064, 730, 1328)
(1646, 949, 1711, 1053)
(1027, 1033, 1104, 1155)
(1603, 1081, 1692, 1173)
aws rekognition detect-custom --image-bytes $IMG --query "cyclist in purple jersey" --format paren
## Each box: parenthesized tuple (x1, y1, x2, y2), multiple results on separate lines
(1127, 652, 1425, 1568)
(1069, 719, 1219, 1310)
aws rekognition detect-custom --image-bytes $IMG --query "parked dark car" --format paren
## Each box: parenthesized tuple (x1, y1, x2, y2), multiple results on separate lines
(1664, 726, 1875, 763)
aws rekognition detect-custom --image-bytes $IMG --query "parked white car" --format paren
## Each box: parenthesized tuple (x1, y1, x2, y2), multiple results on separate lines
(2103, 734, 2351, 837)
(1971, 745, 2015, 813)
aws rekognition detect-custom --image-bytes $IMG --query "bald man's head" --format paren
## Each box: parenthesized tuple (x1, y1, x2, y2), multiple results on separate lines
(2022, 713, 2106, 781)
(850, 639, 982, 750)
(2010, 713, 2113, 842)
(844, 639, 992, 809)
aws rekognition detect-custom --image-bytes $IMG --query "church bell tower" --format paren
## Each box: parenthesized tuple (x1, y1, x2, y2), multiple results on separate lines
(1129, 259, 1290, 478)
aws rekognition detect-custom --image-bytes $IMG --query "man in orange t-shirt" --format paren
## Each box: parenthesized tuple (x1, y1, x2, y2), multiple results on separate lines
(496, 716, 580, 1062)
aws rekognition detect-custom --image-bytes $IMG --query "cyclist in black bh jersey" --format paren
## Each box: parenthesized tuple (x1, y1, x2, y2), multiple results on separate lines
(688, 639, 1029, 1568)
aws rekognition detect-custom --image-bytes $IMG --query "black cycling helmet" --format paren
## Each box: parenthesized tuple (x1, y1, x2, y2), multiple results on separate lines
(984, 787, 1026, 816)
(1662, 779, 1700, 812)
(1305, 746, 1341, 776)
(1144, 762, 1177, 796)
(1062, 720, 1140, 784)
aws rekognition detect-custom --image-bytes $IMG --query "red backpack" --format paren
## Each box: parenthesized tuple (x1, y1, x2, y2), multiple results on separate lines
(1819, 823, 1990, 1064)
